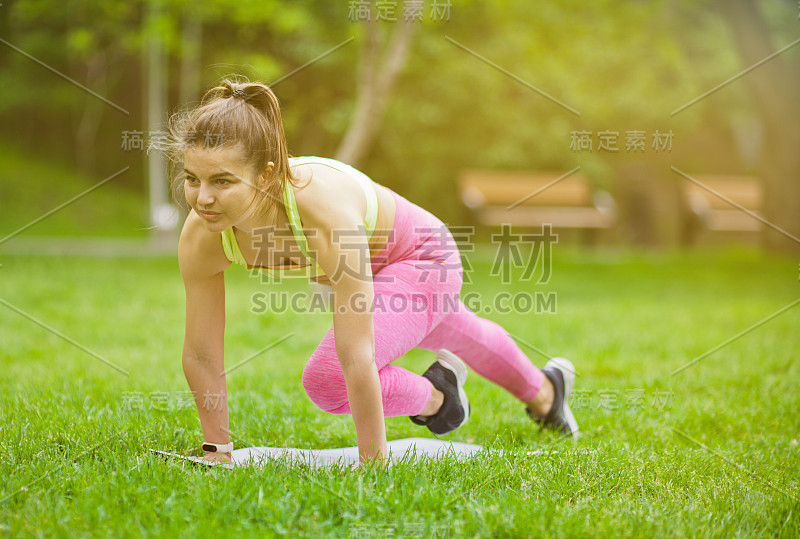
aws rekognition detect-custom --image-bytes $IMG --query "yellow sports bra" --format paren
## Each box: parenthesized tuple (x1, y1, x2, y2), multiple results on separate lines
(220, 156, 379, 279)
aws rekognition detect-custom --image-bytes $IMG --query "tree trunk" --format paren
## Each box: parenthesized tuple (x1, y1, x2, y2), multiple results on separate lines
(179, 12, 203, 107)
(719, 0, 800, 252)
(176, 11, 203, 226)
(144, 0, 174, 247)
(335, 17, 417, 167)
(74, 51, 108, 177)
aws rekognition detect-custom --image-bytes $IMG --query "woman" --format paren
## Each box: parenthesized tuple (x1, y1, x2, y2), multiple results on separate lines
(170, 79, 578, 466)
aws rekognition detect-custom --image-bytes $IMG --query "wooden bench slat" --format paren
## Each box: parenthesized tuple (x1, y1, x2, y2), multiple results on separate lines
(459, 171, 594, 207)
(685, 175, 762, 211)
(458, 170, 615, 230)
(705, 210, 762, 231)
(478, 207, 614, 228)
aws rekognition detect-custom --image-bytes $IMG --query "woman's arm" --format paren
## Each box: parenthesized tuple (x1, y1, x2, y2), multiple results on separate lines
(178, 214, 231, 462)
(301, 194, 388, 466)
(329, 266, 387, 466)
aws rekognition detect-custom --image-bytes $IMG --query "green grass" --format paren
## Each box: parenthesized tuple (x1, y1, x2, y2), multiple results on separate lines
(1, 246, 799, 537)
(0, 145, 147, 238)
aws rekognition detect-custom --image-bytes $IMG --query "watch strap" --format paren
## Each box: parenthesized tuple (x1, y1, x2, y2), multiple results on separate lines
(202, 441, 233, 453)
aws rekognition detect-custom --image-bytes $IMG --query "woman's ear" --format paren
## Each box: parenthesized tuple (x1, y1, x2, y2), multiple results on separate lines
(260, 161, 276, 189)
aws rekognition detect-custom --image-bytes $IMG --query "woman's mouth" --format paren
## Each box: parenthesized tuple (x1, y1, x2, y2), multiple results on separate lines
(199, 210, 221, 221)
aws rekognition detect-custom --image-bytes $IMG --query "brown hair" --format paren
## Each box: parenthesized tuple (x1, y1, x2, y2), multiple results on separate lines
(166, 76, 299, 223)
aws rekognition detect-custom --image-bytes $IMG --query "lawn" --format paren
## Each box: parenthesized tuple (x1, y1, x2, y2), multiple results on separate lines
(0, 146, 147, 238)
(1, 245, 798, 537)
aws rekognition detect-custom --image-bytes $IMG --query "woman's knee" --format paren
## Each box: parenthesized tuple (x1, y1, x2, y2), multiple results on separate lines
(301, 353, 349, 413)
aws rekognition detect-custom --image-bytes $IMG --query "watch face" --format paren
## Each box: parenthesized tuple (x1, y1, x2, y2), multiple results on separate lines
(202, 444, 217, 452)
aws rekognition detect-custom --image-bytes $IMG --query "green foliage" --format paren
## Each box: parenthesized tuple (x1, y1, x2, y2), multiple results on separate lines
(0, 0, 792, 226)
(361, 0, 756, 220)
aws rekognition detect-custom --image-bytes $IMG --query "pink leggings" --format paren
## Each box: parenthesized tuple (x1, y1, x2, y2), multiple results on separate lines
(302, 189, 545, 416)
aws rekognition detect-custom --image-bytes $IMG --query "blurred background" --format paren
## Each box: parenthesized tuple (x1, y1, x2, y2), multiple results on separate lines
(0, 0, 798, 254)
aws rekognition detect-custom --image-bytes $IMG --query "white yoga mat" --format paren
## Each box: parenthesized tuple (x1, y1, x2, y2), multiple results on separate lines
(151, 437, 542, 469)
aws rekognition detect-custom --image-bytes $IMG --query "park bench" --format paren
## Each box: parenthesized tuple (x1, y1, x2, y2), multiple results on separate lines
(457, 170, 617, 234)
(680, 174, 763, 242)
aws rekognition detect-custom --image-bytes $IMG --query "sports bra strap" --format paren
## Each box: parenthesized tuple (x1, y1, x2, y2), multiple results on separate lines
(220, 156, 379, 279)
(282, 184, 313, 263)
(220, 228, 247, 266)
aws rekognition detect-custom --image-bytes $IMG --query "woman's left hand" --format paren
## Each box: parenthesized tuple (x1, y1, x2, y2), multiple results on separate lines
(201, 451, 233, 464)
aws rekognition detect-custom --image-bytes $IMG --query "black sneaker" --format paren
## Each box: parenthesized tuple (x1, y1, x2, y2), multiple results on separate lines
(526, 357, 579, 440)
(409, 349, 470, 435)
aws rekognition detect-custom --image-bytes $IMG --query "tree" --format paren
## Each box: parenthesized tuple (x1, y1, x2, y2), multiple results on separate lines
(335, 12, 418, 167)
(719, 0, 800, 252)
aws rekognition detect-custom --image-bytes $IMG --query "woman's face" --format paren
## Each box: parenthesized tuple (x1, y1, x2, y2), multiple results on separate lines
(183, 144, 272, 232)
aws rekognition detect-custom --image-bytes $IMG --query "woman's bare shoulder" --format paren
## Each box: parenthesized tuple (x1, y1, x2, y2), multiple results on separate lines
(290, 162, 366, 229)
(178, 210, 232, 279)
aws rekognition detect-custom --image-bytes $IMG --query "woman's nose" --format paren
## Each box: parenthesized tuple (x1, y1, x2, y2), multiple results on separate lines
(197, 184, 215, 205)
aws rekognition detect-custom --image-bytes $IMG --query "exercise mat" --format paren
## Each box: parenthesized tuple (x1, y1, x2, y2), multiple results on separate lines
(150, 437, 542, 469)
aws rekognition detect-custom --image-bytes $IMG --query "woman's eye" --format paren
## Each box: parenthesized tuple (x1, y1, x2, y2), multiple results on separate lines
(218, 179, 232, 186)
(185, 176, 199, 184)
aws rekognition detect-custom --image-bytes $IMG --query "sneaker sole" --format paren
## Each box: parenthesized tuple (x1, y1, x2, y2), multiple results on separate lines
(436, 349, 470, 429)
(544, 357, 579, 439)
